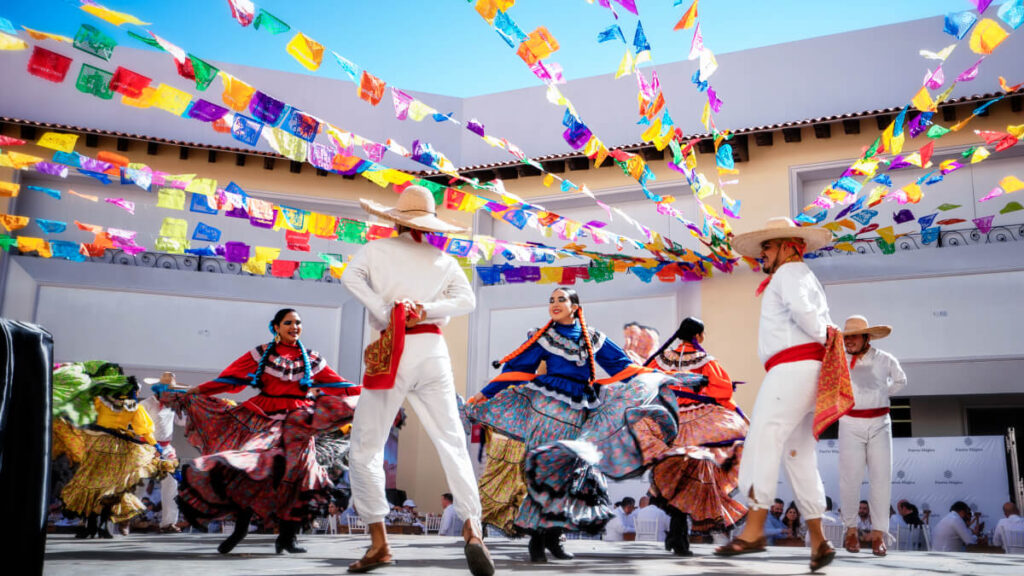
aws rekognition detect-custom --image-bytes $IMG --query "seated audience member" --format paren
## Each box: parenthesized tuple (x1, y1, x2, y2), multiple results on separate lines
(604, 497, 638, 541)
(933, 501, 982, 552)
(856, 500, 872, 540)
(634, 499, 671, 541)
(782, 502, 806, 541)
(764, 498, 786, 544)
(822, 496, 842, 526)
(439, 492, 462, 536)
(993, 502, 1024, 552)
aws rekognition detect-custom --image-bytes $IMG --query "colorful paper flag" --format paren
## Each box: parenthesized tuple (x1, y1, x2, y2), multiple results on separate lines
(80, 2, 149, 27)
(73, 24, 116, 60)
(358, 71, 387, 106)
(286, 32, 324, 71)
(28, 46, 72, 83)
(969, 18, 1009, 54)
(253, 9, 290, 34)
(36, 132, 78, 153)
(674, 0, 699, 30)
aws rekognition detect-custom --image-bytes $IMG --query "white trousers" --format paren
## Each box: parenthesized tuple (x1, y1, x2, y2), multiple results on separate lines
(838, 414, 892, 532)
(737, 360, 826, 520)
(160, 474, 179, 527)
(350, 333, 481, 526)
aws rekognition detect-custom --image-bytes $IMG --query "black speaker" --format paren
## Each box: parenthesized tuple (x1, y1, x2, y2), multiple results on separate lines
(0, 319, 54, 576)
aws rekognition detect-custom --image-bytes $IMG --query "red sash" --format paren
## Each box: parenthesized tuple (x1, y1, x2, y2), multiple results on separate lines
(362, 302, 441, 390)
(763, 342, 825, 372)
(847, 407, 890, 418)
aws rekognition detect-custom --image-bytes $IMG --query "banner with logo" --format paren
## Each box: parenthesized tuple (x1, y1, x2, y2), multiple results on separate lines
(773, 435, 1009, 530)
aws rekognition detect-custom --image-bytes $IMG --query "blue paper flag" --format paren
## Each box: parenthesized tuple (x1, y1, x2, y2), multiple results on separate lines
(51, 240, 86, 262)
(629, 266, 657, 283)
(560, 179, 577, 192)
(598, 24, 625, 43)
(999, 0, 1024, 30)
(185, 245, 220, 257)
(432, 112, 455, 123)
(192, 222, 221, 242)
(690, 69, 708, 92)
(77, 169, 111, 184)
(921, 226, 941, 245)
(716, 144, 735, 170)
(0, 17, 16, 34)
(917, 213, 938, 230)
(189, 192, 218, 214)
(834, 177, 862, 194)
(495, 10, 528, 47)
(27, 185, 62, 200)
(52, 151, 82, 168)
(633, 22, 650, 53)
(502, 209, 529, 230)
(282, 108, 319, 143)
(231, 114, 264, 146)
(944, 11, 979, 39)
(872, 174, 892, 187)
(851, 209, 878, 226)
(36, 218, 67, 234)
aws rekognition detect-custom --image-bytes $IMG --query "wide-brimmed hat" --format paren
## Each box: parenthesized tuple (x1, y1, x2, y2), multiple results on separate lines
(842, 315, 892, 339)
(402, 499, 417, 508)
(359, 185, 468, 235)
(731, 217, 833, 259)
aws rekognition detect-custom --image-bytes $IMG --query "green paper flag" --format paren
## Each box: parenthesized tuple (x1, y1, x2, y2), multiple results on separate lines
(73, 24, 116, 60)
(299, 261, 326, 279)
(127, 30, 161, 49)
(337, 219, 367, 244)
(927, 124, 951, 138)
(159, 217, 188, 240)
(188, 55, 219, 91)
(936, 203, 961, 211)
(76, 64, 114, 99)
(0, 234, 16, 251)
(875, 238, 895, 255)
(157, 188, 186, 210)
(254, 9, 290, 34)
(1000, 201, 1023, 214)
(416, 179, 446, 204)
(589, 262, 615, 283)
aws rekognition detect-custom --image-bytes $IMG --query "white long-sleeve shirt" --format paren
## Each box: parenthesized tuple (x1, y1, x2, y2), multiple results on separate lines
(757, 261, 833, 365)
(932, 511, 978, 551)
(848, 347, 907, 410)
(342, 234, 476, 332)
(993, 514, 1024, 550)
(140, 396, 185, 443)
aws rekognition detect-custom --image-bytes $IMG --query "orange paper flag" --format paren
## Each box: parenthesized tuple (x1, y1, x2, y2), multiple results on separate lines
(969, 19, 1008, 55)
(674, 0, 699, 30)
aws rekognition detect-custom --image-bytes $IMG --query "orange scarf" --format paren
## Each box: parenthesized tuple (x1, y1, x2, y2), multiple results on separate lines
(812, 326, 854, 439)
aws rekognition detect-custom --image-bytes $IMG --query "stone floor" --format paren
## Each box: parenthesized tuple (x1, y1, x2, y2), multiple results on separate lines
(44, 533, 1024, 575)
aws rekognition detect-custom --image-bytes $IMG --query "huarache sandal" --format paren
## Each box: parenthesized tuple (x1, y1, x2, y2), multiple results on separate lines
(713, 536, 767, 557)
(810, 540, 837, 572)
(464, 538, 496, 576)
(347, 547, 395, 573)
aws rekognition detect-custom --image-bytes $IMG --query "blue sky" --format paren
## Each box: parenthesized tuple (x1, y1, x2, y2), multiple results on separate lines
(5, 0, 971, 96)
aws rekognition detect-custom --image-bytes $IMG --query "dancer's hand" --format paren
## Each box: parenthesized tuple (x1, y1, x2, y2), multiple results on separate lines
(467, 393, 487, 405)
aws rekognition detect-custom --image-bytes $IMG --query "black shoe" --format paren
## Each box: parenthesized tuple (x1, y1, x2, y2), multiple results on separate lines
(96, 527, 114, 539)
(275, 521, 307, 554)
(528, 534, 547, 563)
(667, 511, 693, 557)
(76, 515, 98, 539)
(219, 510, 253, 554)
(544, 530, 574, 560)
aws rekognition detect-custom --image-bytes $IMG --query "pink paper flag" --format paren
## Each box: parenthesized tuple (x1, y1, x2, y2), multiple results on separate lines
(956, 58, 984, 82)
(105, 197, 135, 214)
(688, 23, 703, 61)
(924, 65, 944, 89)
(391, 88, 413, 120)
(973, 214, 995, 234)
(979, 187, 1004, 202)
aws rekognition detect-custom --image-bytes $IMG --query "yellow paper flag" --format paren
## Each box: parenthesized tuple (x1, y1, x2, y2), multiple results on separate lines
(122, 86, 157, 109)
(0, 31, 28, 51)
(81, 3, 150, 27)
(902, 183, 922, 204)
(220, 72, 256, 112)
(971, 147, 991, 164)
(911, 86, 935, 112)
(1008, 124, 1024, 139)
(157, 188, 186, 210)
(876, 226, 896, 244)
(889, 130, 905, 155)
(37, 132, 79, 153)
(159, 217, 188, 240)
(185, 178, 217, 196)
(1, 214, 30, 232)
(701, 101, 711, 130)
(641, 118, 663, 143)
(407, 100, 436, 122)
(0, 182, 20, 197)
(153, 83, 192, 116)
(969, 19, 1008, 55)
(674, 0, 699, 30)
(286, 32, 324, 71)
(460, 195, 488, 213)
(7, 151, 43, 170)
(614, 49, 634, 79)
(22, 27, 72, 43)
(17, 236, 51, 258)
(539, 267, 562, 284)
(998, 175, 1024, 194)
(543, 173, 554, 187)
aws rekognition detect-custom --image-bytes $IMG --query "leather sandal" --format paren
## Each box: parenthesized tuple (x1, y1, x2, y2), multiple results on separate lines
(844, 530, 860, 553)
(872, 537, 887, 557)
(347, 547, 395, 573)
(713, 536, 766, 557)
(810, 541, 837, 572)
(464, 538, 496, 576)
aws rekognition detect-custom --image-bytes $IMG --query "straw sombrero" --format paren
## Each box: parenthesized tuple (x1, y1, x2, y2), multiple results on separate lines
(731, 216, 833, 259)
(842, 315, 892, 339)
(359, 185, 468, 235)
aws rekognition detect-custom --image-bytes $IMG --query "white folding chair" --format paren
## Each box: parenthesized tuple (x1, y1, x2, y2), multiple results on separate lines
(895, 524, 927, 551)
(1005, 527, 1024, 554)
(347, 515, 367, 535)
(425, 515, 442, 534)
(221, 521, 235, 535)
(822, 523, 845, 548)
(634, 519, 659, 542)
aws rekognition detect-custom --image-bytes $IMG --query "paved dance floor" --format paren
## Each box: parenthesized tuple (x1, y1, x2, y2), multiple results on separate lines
(44, 533, 1024, 575)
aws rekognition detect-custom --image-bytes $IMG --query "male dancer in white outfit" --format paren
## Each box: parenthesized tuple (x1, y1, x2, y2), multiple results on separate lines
(715, 217, 847, 572)
(343, 186, 493, 576)
(140, 372, 186, 532)
(838, 315, 907, 557)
